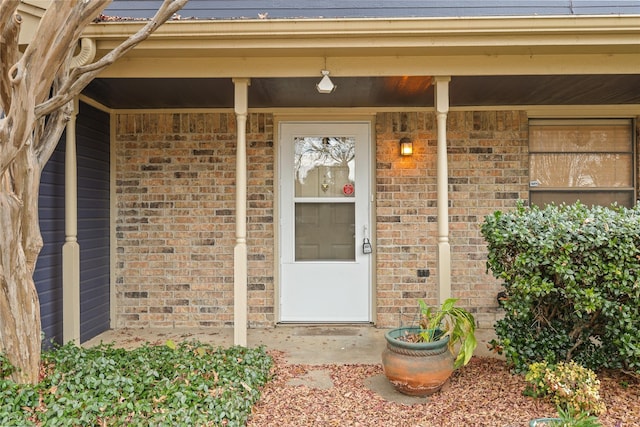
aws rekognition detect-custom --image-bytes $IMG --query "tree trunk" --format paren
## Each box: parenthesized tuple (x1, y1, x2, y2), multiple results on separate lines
(0, 0, 187, 384)
(0, 147, 43, 384)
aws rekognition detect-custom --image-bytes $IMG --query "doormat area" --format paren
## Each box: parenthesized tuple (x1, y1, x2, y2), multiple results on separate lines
(293, 327, 360, 336)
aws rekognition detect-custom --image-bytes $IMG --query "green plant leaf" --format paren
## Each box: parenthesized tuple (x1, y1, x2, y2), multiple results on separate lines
(2, 342, 272, 425)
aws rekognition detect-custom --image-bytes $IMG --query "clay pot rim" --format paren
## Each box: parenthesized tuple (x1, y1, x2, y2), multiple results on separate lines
(384, 327, 450, 351)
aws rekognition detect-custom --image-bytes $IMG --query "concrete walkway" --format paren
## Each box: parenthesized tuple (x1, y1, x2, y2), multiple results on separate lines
(83, 325, 498, 364)
(83, 325, 500, 405)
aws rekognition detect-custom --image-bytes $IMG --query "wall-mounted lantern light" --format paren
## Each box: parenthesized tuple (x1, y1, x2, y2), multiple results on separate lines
(399, 137, 413, 156)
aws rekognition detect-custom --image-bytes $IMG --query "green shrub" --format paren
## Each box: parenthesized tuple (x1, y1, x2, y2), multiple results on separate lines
(481, 202, 640, 373)
(0, 341, 272, 426)
(525, 361, 606, 416)
(0, 352, 15, 379)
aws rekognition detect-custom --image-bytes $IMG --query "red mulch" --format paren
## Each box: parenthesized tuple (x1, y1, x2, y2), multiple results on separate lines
(248, 352, 640, 426)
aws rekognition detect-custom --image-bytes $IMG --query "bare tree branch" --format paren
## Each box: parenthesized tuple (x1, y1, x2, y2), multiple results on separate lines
(0, 0, 186, 383)
(0, 5, 21, 111)
(0, 1, 108, 175)
(36, 102, 72, 169)
(0, 0, 20, 36)
(31, 44, 75, 163)
(24, 1, 109, 105)
(35, 0, 188, 119)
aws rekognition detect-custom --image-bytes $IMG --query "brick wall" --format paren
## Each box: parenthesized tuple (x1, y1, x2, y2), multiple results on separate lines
(114, 110, 528, 330)
(374, 111, 529, 328)
(114, 112, 274, 328)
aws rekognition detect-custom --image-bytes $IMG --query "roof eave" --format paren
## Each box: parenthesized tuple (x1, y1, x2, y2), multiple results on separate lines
(82, 15, 640, 57)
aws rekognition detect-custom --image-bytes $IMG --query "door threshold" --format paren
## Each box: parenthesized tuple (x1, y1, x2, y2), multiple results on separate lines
(276, 322, 374, 327)
(275, 322, 376, 336)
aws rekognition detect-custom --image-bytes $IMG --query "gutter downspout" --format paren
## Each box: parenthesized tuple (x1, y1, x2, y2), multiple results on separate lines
(434, 76, 452, 304)
(62, 38, 95, 344)
(233, 78, 250, 346)
(70, 37, 96, 69)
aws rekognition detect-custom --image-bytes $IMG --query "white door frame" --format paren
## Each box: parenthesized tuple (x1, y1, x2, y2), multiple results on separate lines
(276, 119, 375, 323)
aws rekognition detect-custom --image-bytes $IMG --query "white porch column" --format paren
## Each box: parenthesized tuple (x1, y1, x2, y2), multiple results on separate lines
(63, 99, 80, 344)
(434, 76, 452, 304)
(233, 78, 250, 346)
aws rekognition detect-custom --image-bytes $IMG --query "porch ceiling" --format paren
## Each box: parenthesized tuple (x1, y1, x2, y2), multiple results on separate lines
(82, 74, 640, 110)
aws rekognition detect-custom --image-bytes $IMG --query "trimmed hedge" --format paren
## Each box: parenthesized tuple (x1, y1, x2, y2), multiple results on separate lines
(481, 202, 640, 373)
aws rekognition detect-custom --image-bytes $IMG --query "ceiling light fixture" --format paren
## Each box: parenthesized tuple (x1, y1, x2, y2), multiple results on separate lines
(316, 70, 336, 94)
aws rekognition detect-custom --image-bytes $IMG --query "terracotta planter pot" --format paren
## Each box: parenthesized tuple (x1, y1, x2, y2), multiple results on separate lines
(381, 327, 454, 396)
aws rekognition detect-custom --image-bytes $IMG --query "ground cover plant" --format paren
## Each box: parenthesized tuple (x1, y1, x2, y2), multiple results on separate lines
(481, 202, 640, 374)
(525, 360, 606, 416)
(0, 341, 272, 426)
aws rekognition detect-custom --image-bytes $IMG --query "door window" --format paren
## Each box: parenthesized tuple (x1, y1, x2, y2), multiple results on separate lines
(293, 136, 356, 261)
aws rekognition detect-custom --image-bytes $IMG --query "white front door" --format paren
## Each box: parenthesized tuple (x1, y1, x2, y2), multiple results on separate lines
(279, 121, 372, 322)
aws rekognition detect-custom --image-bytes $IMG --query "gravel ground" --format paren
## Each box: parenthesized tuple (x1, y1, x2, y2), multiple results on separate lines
(248, 352, 639, 427)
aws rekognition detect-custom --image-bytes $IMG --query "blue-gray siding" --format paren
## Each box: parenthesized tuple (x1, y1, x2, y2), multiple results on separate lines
(77, 102, 111, 343)
(104, 0, 640, 20)
(35, 101, 111, 345)
(37, 136, 66, 346)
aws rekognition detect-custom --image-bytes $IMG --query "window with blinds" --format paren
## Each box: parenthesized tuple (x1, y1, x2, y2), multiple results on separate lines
(529, 119, 635, 207)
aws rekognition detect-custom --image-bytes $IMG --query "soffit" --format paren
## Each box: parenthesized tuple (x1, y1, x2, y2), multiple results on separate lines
(81, 74, 640, 110)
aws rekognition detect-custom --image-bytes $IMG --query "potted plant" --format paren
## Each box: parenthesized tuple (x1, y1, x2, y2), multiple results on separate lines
(529, 407, 602, 427)
(381, 298, 477, 396)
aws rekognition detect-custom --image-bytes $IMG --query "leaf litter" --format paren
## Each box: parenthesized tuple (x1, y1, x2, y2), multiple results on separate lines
(248, 352, 639, 427)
